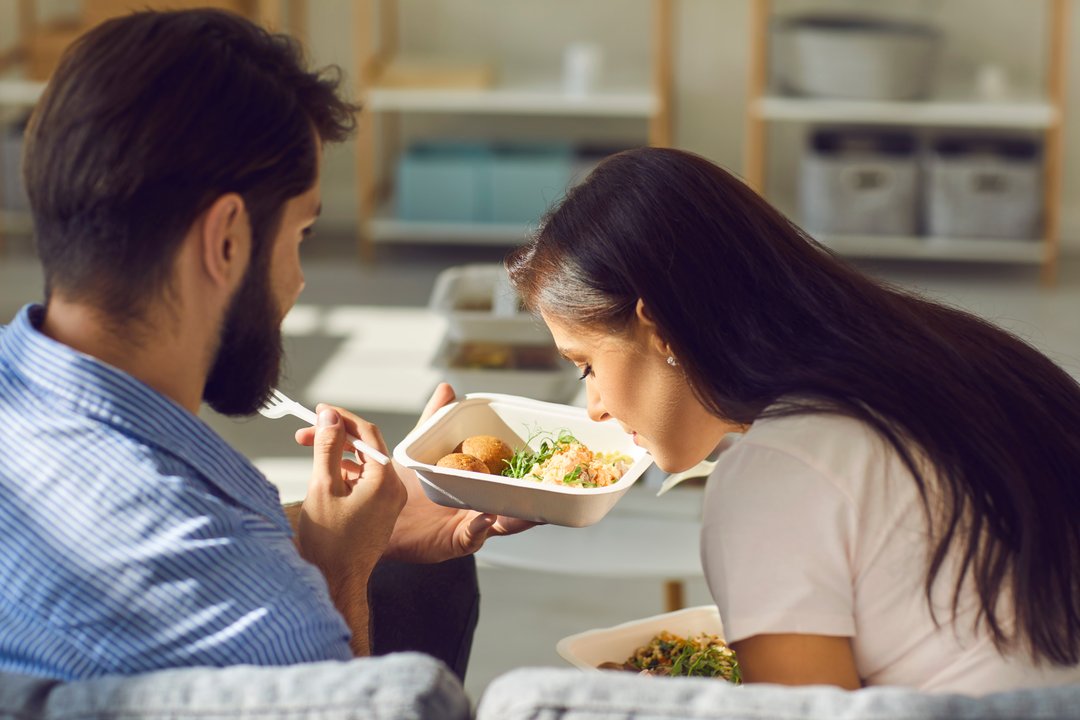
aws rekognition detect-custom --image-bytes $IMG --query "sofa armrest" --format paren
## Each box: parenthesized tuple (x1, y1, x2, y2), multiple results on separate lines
(475, 667, 1080, 720)
(0, 672, 60, 719)
(0, 653, 469, 720)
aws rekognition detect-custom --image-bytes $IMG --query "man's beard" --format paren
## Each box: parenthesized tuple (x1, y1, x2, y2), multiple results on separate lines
(202, 258, 283, 416)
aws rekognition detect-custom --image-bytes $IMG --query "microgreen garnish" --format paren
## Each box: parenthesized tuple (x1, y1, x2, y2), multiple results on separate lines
(630, 633, 741, 682)
(562, 465, 584, 484)
(501, 429, 579, 479)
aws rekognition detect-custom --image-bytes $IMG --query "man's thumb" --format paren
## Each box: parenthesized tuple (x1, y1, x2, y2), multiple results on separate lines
(459, 513, 497, 554)
(311, 407, 346, 492)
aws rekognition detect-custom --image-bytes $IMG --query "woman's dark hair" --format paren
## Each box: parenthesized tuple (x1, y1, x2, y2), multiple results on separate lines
(506, 146, 1080, 666)
(23, 9, 358, 320)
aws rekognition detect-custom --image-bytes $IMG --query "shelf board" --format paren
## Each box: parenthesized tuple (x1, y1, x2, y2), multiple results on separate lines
(0, 78, 46, 107)
(754, 95, 1058, 129)
(815, 234, 1047, 264)
(367, 84, 658, 117)
(370, 215, 534, 245)
(369, 219, 1046, 262)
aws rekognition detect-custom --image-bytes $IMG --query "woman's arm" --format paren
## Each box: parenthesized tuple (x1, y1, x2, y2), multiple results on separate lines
(732, 633, 861, 689)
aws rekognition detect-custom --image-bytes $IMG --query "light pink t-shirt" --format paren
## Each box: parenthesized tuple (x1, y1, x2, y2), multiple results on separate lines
(700, 411, 1080, 695)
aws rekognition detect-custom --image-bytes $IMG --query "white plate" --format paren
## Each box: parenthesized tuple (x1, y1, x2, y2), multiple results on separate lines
(556, 605, 725, 671)
(392, 392, 653, 527)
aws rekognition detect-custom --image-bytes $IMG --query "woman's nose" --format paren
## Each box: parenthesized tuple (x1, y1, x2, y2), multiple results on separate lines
(586, 382, 610, 423)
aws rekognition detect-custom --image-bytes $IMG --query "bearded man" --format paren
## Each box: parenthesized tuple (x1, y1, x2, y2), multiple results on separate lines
(0, 8, 526, 680)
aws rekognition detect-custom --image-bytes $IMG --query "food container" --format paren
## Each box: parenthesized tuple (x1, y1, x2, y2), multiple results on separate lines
(799, 128, 920, 236)
(924, 136, 1042, 240)
(488, 143, 574, 225)
(396, 142, 491, 222)
(393, 393, 654, 527)
(428, 264, 551, 345)
(556, 605, 725, 671)
(432, 337, 580, 404)
(396, 141, 572, 225)
(775, 15, 940, 101)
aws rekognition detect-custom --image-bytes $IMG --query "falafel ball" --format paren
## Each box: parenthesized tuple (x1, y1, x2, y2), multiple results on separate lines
(436, 452, 490, 474)
(459, 435, 514, 475)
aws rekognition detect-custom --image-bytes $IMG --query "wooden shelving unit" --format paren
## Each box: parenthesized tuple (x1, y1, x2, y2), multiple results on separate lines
(0, 0, 301, 253)
(744, 0, 1070, 284)
(353, 0, 674, 259)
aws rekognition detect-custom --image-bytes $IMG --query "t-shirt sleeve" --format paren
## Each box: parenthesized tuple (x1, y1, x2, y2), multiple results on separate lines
(700, 441, 858, 644)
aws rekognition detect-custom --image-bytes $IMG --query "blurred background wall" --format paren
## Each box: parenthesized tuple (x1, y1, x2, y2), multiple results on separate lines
(2, 0, 1077, 249)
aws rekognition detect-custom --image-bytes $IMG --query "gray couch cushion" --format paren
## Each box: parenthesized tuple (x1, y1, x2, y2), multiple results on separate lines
(476, 667, 1080, 720)
(0, 652, 469, 720)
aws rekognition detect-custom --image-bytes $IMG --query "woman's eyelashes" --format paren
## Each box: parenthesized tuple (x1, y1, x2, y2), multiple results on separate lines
(578, 364, 593, 380)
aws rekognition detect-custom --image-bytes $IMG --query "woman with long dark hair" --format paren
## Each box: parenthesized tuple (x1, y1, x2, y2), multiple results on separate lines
(506, 147, 1080, 693)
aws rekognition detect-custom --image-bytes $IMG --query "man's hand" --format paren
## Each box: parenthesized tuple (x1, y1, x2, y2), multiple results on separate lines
(384, 383, 535, 563)
(293, 405, 406, 655)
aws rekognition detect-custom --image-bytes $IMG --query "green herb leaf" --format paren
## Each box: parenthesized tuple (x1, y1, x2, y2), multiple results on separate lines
(500, 428, 580, 479)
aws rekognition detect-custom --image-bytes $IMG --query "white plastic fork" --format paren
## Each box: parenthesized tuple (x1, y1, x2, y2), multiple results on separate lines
(258, 389, 390, 465)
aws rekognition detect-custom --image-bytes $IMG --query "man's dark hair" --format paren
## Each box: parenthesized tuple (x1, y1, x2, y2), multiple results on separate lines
(23, 9, 357, 320)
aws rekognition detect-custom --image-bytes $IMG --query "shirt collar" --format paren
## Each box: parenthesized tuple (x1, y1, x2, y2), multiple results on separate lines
(0, 304, 289, 532)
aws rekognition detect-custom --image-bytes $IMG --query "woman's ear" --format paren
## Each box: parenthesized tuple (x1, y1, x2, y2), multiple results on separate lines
(200, 193, 250, 288)
(634, 298, 674, 358)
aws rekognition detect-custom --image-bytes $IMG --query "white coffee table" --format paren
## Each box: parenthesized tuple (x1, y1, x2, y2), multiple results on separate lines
(258, 455, 708, 611)
(477, 482, 705, 611)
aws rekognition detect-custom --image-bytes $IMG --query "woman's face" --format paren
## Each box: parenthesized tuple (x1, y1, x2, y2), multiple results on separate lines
(542, 306, 731, 473)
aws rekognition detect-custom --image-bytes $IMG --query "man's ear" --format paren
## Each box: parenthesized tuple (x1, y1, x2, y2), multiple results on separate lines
(634, 298, 673, 358)
(200, 193, 250, 288)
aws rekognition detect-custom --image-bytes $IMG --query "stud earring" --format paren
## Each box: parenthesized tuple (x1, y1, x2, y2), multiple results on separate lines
(666, 355, 678, 367)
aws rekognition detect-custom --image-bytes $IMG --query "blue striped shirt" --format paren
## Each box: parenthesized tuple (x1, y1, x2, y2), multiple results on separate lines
(0, 304, 351, 679)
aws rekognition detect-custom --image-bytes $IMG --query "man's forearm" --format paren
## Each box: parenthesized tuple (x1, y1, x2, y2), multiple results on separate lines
(283, 501, 374, 656)
(328, 570, 372, 656)
(284, 501, 302, 549)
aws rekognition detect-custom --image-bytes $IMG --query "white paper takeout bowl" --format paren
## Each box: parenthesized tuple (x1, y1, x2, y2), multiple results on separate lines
(392, 393, 653, 527)
(556, 605, 725, 671)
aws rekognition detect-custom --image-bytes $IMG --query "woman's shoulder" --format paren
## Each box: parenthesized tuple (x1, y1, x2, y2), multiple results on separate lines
(731, 405, 918, 497)
(744, 406, 887, 456)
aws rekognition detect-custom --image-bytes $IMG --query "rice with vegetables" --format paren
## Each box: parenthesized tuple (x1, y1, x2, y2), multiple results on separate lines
(503, 430, 631, 488)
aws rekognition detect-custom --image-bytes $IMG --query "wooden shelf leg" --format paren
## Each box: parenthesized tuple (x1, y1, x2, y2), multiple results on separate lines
(649, 0, 673, 147)
(744, 0, 770, 194)
(288, 0, 309, 48)
(354, 0, 377, 263)
(254, 0, 282, 30)
(663, 579, 685, 612)
(356, 109, 377, 264)
(1041, 0, 1068, 287)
